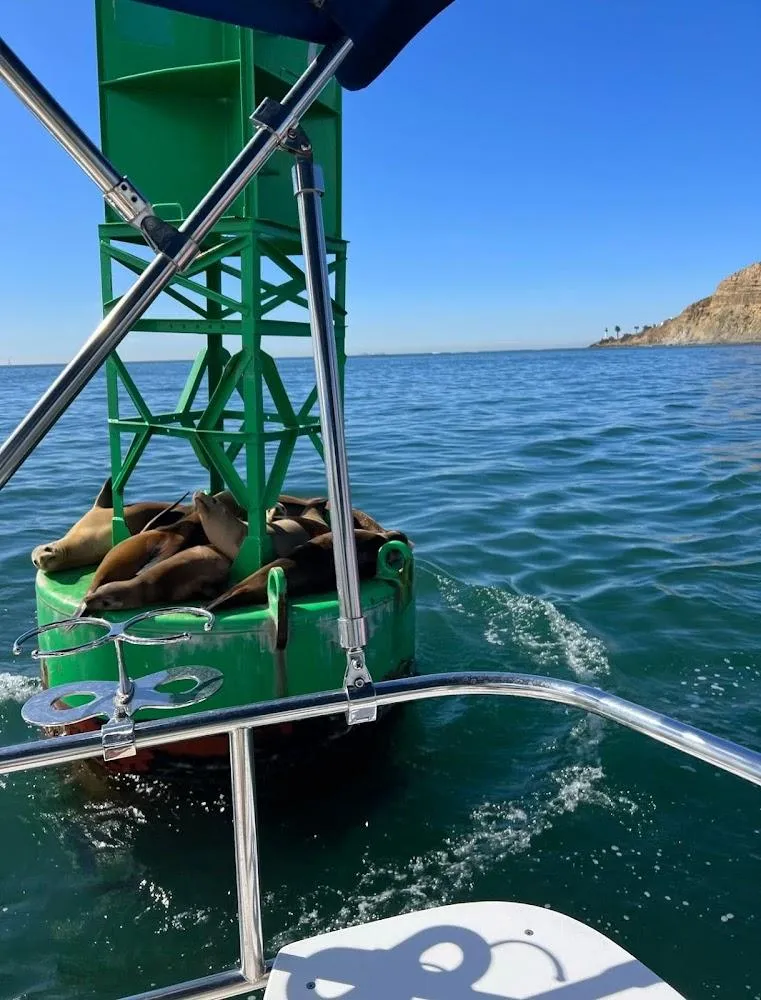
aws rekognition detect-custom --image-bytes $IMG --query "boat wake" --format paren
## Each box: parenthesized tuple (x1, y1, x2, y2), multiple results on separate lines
(435, 572, 610, 679)
(266, 728, 638, 949)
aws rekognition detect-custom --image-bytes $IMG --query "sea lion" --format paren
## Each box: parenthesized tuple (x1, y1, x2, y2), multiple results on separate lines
(207, 529, 409, 613)
(70, 509, 205, 621)
(274, 494, 326, 518)
(298, 506, 331, 536)
(343, 505, 385, 534)
(194, 491, 321, 561)
(80, 545, 231, 615)
(214, 490, 247, 520)
(32, 478, 191, 573)
(271, 493, 385, 533)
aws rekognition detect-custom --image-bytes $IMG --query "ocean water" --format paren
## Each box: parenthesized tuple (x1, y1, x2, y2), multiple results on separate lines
(0, 347, 759, 999)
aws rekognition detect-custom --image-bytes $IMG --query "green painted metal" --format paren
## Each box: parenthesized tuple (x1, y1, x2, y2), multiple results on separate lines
(94, 0, 347, 578)
(35, 543, 416, 715)
(94, 0, 341, 234)
(100, 224, 348, 577)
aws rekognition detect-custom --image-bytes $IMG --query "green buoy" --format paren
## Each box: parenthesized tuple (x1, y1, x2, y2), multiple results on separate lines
(33, 1, 415, 759)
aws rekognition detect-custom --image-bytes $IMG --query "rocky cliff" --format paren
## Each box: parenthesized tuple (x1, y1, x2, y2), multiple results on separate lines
(592, 262, 761, 347)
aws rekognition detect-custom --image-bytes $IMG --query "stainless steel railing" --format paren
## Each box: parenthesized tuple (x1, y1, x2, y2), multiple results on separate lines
(1, 671, 760, 1000)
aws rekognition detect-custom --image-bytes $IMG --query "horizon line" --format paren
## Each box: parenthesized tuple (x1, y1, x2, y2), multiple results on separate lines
(0, 345, 594, 367)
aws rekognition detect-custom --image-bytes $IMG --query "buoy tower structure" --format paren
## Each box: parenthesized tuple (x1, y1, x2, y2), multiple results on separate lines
(27, 0, 414, 729)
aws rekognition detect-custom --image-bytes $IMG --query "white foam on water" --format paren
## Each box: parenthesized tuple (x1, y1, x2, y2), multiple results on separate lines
(269, 760, 637, 949)
(439, 576, 609, 679)
(0, 672, 38, 704)
(485, 592, 609, 678)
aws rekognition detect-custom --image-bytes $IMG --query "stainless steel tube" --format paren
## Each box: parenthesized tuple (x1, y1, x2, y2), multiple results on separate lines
(229, 728, 265, 985)
(2, 673, 760, 789)
(293, 160, 366, 649)
(0, 38, 353, 491)
(0, 36, 122, 193)
(121, 968, 260, 1000)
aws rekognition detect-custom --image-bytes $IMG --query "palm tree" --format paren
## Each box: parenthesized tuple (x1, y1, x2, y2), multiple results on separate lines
(634, 325, 640, 333)
(614, 325, 621, 338)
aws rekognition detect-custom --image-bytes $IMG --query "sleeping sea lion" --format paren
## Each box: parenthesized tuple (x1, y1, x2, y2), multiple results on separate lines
(70, 509, 204, 620)
(298, 506, 331, 536)
(80, 545, 231, 615)
(207, 529, 409, 613)
(274, 494, 326, 518)
(32, 478, 191, 572)
(194, 491, 321, 561)
(271, 493, 385, 533)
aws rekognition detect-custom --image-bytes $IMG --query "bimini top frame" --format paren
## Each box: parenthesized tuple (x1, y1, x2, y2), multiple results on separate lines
(1, 669, 760, 1000)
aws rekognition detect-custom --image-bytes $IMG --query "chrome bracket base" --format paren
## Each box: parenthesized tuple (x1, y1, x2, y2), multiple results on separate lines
(103, 176, 152, 230)
(251, 97, 312, 157)
(14, 607, 222, 760)
(343, 648, 377, 726)
(103, 176, 193, 263)
(101, 712, 136, 762)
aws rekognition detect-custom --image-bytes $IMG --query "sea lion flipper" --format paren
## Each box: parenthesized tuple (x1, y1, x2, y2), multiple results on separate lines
(63, 600, 87, 631)
(93, 477, 113, 509)
(139, 492, 190, 533)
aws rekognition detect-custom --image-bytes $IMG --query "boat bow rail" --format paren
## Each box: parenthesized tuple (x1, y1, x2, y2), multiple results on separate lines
(1, 670, 760, 1000)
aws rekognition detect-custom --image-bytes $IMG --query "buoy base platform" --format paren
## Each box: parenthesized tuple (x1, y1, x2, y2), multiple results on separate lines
(32, 543, 415, 771)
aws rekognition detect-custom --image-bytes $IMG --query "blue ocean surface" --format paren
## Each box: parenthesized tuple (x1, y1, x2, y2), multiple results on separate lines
(0, 347, 759, 999)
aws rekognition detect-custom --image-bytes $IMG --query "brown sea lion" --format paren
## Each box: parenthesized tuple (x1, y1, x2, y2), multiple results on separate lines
(194, 492, 322, 561)
(214, 490, 247, 520)
(343, 505, 385, 534)
(298, 506, 331, 536)
(32, 478, 191, 573)
(207, 528, 409, 613)
(80, 545, 231, 614)
(271, 493, 385, 533)
(70, 509, 204, 620)
(274, 494, 326, 518)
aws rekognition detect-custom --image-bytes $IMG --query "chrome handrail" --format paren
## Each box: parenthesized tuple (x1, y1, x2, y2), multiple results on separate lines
(3, 672, 760, 784)
(2, 671, 760, 1000)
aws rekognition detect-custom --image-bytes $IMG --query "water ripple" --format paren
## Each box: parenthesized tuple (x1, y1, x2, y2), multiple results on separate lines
(0, 349, 760, 999)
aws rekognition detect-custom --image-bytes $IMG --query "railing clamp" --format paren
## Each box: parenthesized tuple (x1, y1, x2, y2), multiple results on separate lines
(343, 647, 377, 725)
(14, 607, 222, 761)
(103, 175, 195, 263)
(251, 97, 312, 157)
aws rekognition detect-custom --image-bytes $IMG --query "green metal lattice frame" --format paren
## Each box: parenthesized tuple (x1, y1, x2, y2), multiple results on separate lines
(99, 217, 347, 578)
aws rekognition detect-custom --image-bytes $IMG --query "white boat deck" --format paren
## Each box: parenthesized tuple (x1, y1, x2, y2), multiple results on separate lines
(264, 900, 685, 1000)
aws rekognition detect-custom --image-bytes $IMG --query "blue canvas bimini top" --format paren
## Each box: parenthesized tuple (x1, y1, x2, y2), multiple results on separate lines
(134, 0, 453, 91)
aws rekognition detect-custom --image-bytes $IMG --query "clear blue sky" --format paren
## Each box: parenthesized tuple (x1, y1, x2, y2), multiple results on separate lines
(2, 1, 761, 361)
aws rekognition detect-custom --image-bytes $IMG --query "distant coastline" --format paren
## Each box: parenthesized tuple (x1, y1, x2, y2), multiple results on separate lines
(590, 261, 761, 348)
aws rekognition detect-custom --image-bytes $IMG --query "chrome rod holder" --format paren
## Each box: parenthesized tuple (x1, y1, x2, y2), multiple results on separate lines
(291, 153, 373, 724)
(14, 607, 221, 760)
